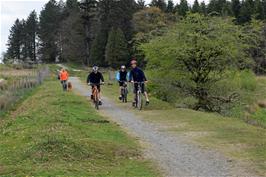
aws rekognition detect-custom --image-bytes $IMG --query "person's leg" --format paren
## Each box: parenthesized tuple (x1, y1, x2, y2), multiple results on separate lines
(98, 85, 102, 105)
(132, 83, 137, 105)
(91, 86, 94, 99)
(142, 84, 149, 104)
(119, 82, 123, 100)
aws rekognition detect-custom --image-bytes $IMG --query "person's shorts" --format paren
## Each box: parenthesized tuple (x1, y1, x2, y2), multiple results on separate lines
(91, 84, 101, 92)
(119, 81, 127, 87)
(134, 82, 145, 94)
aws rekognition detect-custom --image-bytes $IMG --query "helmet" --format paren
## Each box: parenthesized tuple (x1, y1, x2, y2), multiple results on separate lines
(121, 65, 126, 69)
(92, 66, 99, 72)
(131, 60, 137, 65)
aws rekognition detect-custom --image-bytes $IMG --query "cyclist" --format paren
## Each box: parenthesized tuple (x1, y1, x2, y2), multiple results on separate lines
(129, 59, 150, 105)
(87, 66, 104, 105)
(60, 68, 69, 91)
(116, 65, 129, 100)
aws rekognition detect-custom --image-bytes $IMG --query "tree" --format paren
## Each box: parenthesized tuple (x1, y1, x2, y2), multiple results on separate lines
(6, 19, 24, 61)
(39, 0, 63, 62)
(137, 0, 146, 9)
(79, 0, 98, 65)
(150, 0, 167, 11)
(178, 0, 189, 16)
(192, 0, 200, 13)
(142, 14, 252, 112)
(237, 0, 254, 24)
(24, 10, 38, 61)
(231, 0, 241, 18)
(60, 6, 86, 64)
(166, 0, 174, 13)
(200, 1, 207, 15)
(105, 28, 129, 68)
(254, 0, 265, 20)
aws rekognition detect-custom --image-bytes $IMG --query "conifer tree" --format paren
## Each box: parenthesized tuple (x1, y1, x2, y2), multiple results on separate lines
(105, 28, 129, 68)
(166, 0, 175, 13)
(178, 0, 189, 16)
(192, 0, 200, 13)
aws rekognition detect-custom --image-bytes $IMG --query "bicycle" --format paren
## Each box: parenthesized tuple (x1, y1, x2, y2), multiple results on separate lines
(120, 81, 128, 103)
(133, 82, 145, 110)
(90, 83, 103, 110)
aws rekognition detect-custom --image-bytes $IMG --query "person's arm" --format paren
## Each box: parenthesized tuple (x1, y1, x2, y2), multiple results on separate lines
(141, 70, 147, 82)
(126, 72, 130, 82)
(87, 74, 91, 84)
(100, 73, 104, 82)
(116, 72, 120, 81)
(129, 71, 133, 82)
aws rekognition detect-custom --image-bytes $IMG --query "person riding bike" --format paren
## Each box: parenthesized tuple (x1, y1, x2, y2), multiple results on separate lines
(116, 65, 129, 100)
(87, 66, 104, 105)
(129, 59, 150, 105)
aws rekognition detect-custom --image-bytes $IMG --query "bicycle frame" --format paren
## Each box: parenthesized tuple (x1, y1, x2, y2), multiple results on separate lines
(134, 82, 145, 110)
(90, 83, 102, 110)
(120, 82, 128, 103)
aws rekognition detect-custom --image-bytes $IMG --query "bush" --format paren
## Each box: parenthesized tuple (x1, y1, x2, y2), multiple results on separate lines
(142, 14, 254, 112)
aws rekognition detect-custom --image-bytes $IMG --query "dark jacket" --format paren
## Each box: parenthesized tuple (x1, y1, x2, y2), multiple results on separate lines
(87, 72, 104, 84)
(129, 67, 147, 82)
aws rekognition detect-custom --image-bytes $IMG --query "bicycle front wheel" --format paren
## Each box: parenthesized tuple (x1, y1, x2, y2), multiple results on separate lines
(137, 92, 142, 110)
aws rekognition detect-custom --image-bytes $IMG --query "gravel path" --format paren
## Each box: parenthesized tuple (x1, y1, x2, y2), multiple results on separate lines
(69, 77, 251, 177)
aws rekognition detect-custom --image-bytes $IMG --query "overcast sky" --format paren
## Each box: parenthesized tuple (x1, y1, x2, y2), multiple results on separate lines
(0, 0, 205, 59)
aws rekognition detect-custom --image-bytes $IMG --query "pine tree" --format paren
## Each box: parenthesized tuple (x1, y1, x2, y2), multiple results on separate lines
(166, 0, 174, 13)
(79, 0, 98, 65)
(192, 0, 200, 13)
(237, 0, 255, 24)
(25, 10, 38, 61)
(6, 19, 24, 61)
(90, 28, 108, 66)
(200, 1, 207, 15)
(137, 0, 146, 9)
(254, 0, 265, 20)
(39, 0, 62, 62)
(231, 0, 241, 18)
(178, 0, 189, 16)
(150, 0, 167, 11)
(105, 28, 129, 68)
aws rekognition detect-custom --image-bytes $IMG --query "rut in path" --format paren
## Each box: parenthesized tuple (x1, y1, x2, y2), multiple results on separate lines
(69, 77, 253, 177)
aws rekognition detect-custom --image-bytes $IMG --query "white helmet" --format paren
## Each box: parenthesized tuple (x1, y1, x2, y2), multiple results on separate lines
(93, 66, 99, 72)
(121, 65, 126, 69)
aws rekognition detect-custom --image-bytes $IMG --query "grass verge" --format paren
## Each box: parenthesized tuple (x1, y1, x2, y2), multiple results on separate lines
(0, 79, 158, 176)
(103, 79, 266, 177)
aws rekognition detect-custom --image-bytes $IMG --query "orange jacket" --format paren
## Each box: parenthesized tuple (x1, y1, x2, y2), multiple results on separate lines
(60, 71, 69, 81)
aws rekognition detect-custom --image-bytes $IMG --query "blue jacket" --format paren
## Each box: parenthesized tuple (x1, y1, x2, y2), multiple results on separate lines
(129, 67, 147, 82)
(116, 71, 129, 81)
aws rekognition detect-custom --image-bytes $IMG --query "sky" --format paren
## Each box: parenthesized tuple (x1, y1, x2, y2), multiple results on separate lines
(0, 0, 203, 60)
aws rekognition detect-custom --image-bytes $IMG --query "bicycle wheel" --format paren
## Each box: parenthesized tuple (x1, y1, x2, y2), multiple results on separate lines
(121, 88, 125, 103)
(124, 88, 128, 103)
(137, 92, 142, 110)
(95, 98, 99, 110)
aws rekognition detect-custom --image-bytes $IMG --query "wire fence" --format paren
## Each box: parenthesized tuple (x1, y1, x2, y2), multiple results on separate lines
(0, 66, 50, 112)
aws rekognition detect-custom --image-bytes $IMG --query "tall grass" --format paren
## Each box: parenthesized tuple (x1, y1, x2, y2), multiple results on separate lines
(0, 66, 49, 113)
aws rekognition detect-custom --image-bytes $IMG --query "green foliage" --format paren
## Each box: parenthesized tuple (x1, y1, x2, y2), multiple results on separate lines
(150, 0, 167, 12)
(251, 108, 266, 127)
(0, 79, 158, 176)
(178, 0, 189, 16)
(192, 0, 200, 13)
(105, 28, 129, 68)
(166, 0, 175, 13)
(39, 0, 63, 62)
(142, 14, 253, 112)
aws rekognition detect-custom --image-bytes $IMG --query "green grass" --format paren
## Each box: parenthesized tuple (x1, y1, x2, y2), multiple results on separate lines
(0, 79, 159, 176)
(102, 78, 266, 176)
